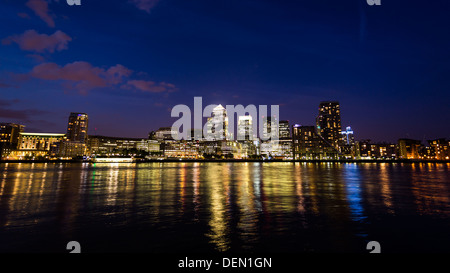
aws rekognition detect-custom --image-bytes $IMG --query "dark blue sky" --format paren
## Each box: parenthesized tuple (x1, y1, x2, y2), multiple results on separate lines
(1, 0, 449, 142)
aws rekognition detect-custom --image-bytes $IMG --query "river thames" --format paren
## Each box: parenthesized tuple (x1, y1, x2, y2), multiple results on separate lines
(0, 162, 449, 253)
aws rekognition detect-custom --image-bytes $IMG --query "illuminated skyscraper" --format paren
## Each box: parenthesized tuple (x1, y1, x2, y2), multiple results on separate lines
(238, 115, 253, 141)
(340, 126, 355, 158)
(206, 105, 229, 140)
(262, 116, 278, 141)
(67, 112, 89, 143)
(279, 120, 290, 139)
(341, 126, 355, 146)
(316, 101, 342, 149)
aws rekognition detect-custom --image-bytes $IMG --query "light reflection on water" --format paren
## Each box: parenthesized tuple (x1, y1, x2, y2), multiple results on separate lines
(0, 162, 449, 253)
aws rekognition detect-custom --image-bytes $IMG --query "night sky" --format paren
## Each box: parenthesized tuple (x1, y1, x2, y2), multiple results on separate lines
(1, 0, 449, 142)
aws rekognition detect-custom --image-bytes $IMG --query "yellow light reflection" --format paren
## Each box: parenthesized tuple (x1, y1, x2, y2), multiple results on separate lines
(206, 163, 231, 252)
(379, 163, 394, 214)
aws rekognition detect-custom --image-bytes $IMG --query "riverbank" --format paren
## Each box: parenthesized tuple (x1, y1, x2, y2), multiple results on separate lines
(1, 158, 449, 164)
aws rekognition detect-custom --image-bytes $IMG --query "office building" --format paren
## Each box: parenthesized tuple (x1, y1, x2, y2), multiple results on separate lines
(163, 140, 200, 159)
(6, 132, 66, 159)
(237, 115, 253, 141)
(205, 104, 229, 141)
(261, 116, 278, 141)
(88, 135, 151, 156)
(154, 127, 179, 140)
(279, 120, 290, 139)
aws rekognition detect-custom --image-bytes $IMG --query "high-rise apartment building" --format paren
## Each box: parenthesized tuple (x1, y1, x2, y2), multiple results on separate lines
(339, 126, 355, 157)
(316, 101, 342, 149)
(341, 126, 355, 146)
(67, 113, 89, 143)
(292, 124, 337, 160)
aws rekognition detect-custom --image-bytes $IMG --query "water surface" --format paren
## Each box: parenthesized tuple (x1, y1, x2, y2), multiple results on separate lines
(0, 162, 449, 253)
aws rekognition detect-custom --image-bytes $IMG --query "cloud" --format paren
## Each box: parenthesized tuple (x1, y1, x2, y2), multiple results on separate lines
(106, 64, 133, 85)
(17, 12, 31, 19)
(26, 54, 47, 62)
(0, 83, 13, 88)
(2, 30, 72, 53)
(0, 108, 47, 120)
(0, 99, 17, 107)
(124, 80, 177, 93)
(29, 61, 134, 94)
(30, 61, 108, 94)
(27, 60, 174, 95)
(0, 99, 49, 121)
(26, 0, 55, 28)
(130, 0, 160, 13)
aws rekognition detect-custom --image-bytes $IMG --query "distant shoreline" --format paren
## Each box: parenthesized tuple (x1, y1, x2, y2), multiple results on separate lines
(1, 159, 449, 164)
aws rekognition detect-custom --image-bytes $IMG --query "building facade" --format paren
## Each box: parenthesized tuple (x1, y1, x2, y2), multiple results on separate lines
(0, 123, 24, 149)
(292, 125, 337, 160)
(339, 126, 355, 158)
(237, 115, 253, 141)
(67, 113, 89, 143)
(88, 135, 158, 157)
(279, 120, 291, 139)
(206, 104, 229, 141)
(0, 123, 25, 158)
(428, 139, 450, 160)
(6, 132, 66, 159)
(398, 138, 422, 159)
(316, 101, 342, 149)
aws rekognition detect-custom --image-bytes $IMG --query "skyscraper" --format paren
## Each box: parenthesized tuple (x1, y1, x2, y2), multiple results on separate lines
(341, 126, 355, 146)
(278, 120, 290, 139)
(67, 113, 89, 143)
(206, 105, 229, 140)
(316, 101, 342, 149)
(340, 126, 355, 158)
(237, 115, 253, 141)
(262, 116, 278, 141)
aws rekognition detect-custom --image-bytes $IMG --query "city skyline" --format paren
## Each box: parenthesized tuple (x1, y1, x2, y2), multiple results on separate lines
(1, 1, 450, 142)
(2, 100, 449, 161)
(1, 99, 449, 145)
